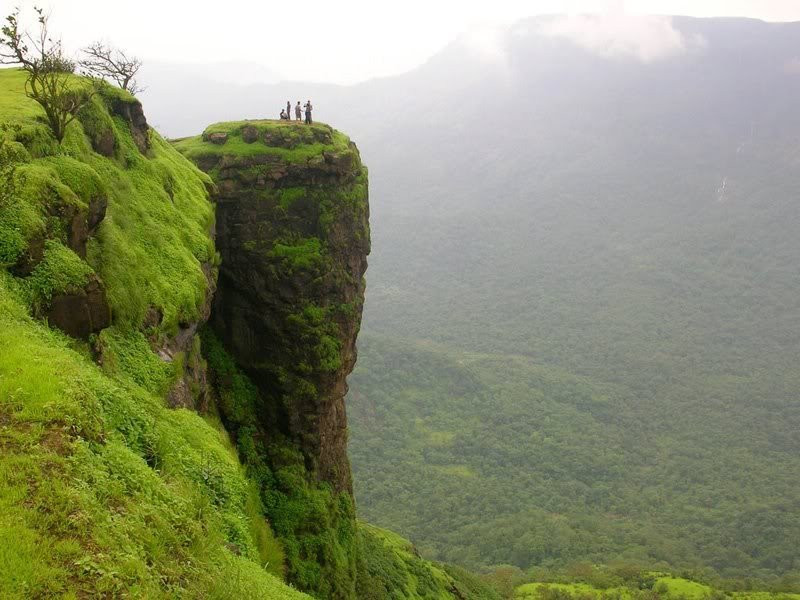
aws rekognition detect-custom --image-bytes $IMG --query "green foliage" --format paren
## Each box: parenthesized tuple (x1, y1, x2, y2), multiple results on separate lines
(0, 272, 310, 599)
(269, 236, 325, 272)
(171, 120, 351, 164)
(80, 109, 215, 334)
(96, 326, 175, 395)
(0, 135, 38, 265)
(348, 334, 800, 583)
(279, 186, 306, 209)
(513, 571, 800, 600)
(24, 239, 93, 309)
(0, 68, 309, 598)
(0, 9, 100, 142)
(0, 68, 215, 335)
(287, 303, 343, 373)
(356, 523, 502, 600)
(202, 329, 358, 598)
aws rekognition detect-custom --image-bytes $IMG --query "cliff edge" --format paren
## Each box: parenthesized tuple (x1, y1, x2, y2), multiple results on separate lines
(176, 120, 370, 495)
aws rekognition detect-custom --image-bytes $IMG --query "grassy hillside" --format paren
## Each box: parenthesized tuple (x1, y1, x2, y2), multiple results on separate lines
(357, 523, 502, 600)
(0, 68, 309, 598)
(0, 67, 496, 599)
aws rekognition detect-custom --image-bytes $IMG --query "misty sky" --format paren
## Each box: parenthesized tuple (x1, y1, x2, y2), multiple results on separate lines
(23, 0, 800, 83)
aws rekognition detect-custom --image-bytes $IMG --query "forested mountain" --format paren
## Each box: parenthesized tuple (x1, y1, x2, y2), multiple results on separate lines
(141, 16, 800, 584)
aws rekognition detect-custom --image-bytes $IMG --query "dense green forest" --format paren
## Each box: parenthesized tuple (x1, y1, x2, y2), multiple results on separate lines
(349, 335, 800, 582)
(341, 17, 800, 587)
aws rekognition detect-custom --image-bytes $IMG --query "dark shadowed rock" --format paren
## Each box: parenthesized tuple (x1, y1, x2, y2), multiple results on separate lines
(46, 275, 111, 339)
(181, 121, 370, 494)
(112, 97, 150, 154)
(63, 195, 107, 259)
(92, 128, 115, 157)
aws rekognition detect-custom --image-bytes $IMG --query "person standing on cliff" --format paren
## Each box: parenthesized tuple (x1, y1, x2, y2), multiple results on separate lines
(286, 101, 291, 120)
(304, 100, 313, 124)
(295, 101, 302, 121)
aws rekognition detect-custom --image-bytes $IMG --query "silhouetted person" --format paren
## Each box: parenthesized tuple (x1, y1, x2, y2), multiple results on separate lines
(295, 101, 302, 121)
(286, 101, 291, 120)
(304, 100, 313, 124)
(279, 109, 289, 120)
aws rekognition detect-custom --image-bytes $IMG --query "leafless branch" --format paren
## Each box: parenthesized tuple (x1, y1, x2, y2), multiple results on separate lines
(0, 6, 98, 142)
(80, 41, 144, 94)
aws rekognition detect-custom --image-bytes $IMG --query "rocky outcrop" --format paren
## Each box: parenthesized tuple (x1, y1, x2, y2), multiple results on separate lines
(180, 121, 370, 493)
(160, 262, 217, 412)
(111, 97, 150, 154)
(46, 274, 111, 339)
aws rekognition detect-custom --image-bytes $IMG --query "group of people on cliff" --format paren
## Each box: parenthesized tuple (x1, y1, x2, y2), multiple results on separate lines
(280, 100, 313, 124)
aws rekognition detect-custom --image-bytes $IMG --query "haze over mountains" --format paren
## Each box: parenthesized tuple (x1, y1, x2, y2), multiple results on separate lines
(145, 15, 800, 579)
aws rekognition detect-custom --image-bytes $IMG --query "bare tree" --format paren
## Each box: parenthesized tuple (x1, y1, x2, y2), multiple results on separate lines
(0, 6, 99, 142)
(80, 42, 143, 95)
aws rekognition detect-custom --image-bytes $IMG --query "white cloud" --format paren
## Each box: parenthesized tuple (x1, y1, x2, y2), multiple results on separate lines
(537, 14, 705, 62)
(458, 26, 509, 64)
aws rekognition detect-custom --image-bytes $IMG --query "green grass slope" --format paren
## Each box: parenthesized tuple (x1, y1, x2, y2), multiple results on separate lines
(0, 68, 309, 599)
(357, 523, 502, 600)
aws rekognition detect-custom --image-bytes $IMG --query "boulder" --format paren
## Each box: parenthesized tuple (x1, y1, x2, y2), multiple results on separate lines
(208, 132, 228, 145)
(241, 125, 259, 143)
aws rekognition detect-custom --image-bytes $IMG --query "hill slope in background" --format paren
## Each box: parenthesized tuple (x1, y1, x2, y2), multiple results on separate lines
(141, 15, 800, 582)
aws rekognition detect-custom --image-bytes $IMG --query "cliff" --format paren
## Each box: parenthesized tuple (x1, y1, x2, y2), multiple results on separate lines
(175, 120, 369, 495)
(0, 68, 310, 599)
(0, 68, 500, 600)
(175, 121, 369, 597)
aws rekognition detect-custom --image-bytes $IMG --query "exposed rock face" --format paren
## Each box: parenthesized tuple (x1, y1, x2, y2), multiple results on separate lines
(47, 274, 111, 339)
(111, 97, 150, 154)
(185, 121, 370, 493)
(160, 261, 217, 412)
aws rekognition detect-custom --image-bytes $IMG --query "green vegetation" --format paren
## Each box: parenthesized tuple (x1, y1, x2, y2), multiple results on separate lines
(269, 237, 325, 272)
(0, 273, 309, 598)
(0, 69, 214, 334)
(0, 67, 309, 598)
(356, 523, 502, 600)
(202, 329, 358, 598)
(172, 119, 352, 164)
(1, 7, 101, 142)
(513, 571, 800, 600)
(24, 239, 93, 309)
(348, 334, 800, 586)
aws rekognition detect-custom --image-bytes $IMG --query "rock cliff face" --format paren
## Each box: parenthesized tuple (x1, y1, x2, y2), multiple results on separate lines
(176, 121, 370, 494)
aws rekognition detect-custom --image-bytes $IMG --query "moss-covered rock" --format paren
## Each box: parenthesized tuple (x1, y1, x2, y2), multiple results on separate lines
(177, 119, 370, 495)
(179, 120, 369, 598)
(0, 68, 311, 599)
